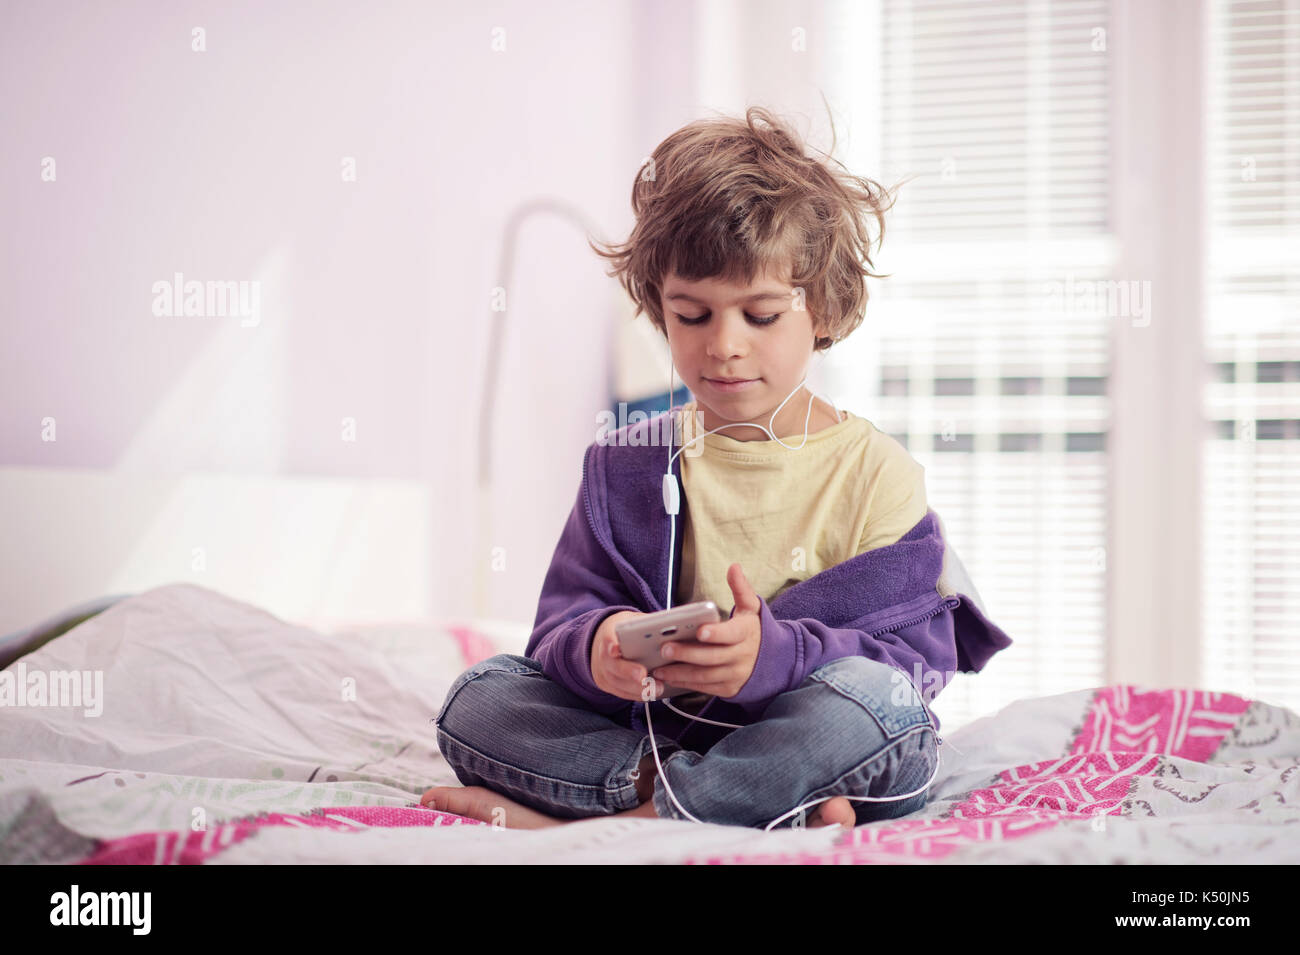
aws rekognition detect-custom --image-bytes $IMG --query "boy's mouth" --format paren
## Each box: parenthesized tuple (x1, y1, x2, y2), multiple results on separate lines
(703, 376, 759, 393)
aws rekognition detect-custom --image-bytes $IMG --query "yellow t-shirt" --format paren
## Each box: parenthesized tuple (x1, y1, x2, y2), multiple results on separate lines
(674, 400, 929, 615)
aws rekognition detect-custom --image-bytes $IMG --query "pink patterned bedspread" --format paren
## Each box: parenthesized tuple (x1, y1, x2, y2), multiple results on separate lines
(2, 584, 1296, 864)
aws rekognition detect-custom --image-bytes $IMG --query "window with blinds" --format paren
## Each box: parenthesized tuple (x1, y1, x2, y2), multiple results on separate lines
(1203, 0, 1300, 714)
(824, 0, 1115, 733)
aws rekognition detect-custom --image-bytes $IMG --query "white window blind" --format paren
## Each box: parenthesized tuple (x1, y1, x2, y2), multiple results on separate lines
(1203, 0, 1300, 714)
(825, 0, 1115, 734)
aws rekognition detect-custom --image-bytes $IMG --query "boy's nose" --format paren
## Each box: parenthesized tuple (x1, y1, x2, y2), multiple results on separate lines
(707, 317, 747, 358)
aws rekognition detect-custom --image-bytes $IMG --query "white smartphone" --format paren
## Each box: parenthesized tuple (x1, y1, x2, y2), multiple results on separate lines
(615, 601, 721, 699)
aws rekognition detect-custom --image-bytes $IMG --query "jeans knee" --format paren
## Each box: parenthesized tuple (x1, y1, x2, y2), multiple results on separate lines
(880, 725, 940, 808)
(806, 656, 935, 741)
(840, 719, 939, 824)
(434, 653, 537, 736)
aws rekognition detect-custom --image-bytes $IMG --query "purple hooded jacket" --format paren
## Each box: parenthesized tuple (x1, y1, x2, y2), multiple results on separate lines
(524, 410, 1013, 734)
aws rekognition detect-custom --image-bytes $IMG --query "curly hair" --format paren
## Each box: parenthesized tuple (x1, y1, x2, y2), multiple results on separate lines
(589, 105, 903, 352)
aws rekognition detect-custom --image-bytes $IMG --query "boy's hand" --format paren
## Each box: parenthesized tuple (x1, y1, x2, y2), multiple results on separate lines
(591, 610, 665, 701)
(650, 563, 761, 699)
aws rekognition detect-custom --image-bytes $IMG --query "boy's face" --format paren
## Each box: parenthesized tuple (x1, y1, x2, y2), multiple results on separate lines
(660, 265, 827, 441)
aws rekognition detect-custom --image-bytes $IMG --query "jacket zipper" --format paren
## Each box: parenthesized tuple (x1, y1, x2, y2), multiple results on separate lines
(581, 444, 668, 612)
(865, 595, 959, 638)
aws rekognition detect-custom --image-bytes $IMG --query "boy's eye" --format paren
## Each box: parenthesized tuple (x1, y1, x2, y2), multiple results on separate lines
(673, 312, 780, 326)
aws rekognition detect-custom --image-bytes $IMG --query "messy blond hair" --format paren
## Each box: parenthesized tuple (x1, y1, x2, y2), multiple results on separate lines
(590, 106, 901, 351)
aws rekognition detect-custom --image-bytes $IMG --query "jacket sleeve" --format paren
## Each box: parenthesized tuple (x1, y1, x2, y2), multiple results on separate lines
(723, 593, 960, 719)
(524, 474, 642, 716)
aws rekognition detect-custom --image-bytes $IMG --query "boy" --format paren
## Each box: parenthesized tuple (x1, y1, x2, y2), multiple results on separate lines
(423, 107, 1011, 830)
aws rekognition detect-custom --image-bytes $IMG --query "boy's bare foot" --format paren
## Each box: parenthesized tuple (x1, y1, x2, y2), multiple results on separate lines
(807, 796, 856, 829)
(422, 756, 665, 829)
(420, 771, 856, 830)
(420, 785, 564, 830)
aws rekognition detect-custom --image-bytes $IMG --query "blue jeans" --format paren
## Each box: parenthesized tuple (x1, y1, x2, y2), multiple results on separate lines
(434, 653, 939, 829)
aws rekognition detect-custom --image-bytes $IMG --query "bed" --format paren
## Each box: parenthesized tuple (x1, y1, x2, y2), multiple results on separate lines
(1, 582, 1297, 864)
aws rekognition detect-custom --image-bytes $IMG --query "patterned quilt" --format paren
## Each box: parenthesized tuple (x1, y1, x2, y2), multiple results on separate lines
(1, 583, 1296, 864)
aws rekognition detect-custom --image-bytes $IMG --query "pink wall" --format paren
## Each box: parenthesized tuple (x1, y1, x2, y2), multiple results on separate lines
(0, 0, 695, 628)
